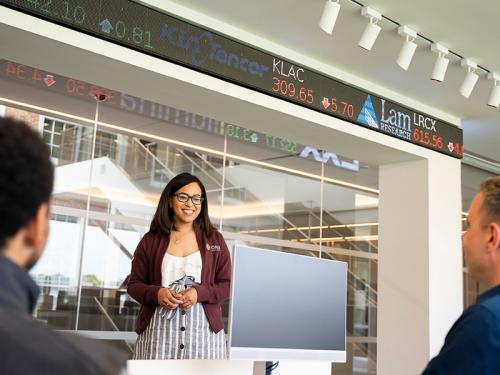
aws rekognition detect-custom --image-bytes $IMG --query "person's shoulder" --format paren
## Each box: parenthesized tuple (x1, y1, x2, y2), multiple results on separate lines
(452, 302, 500, 338)
(0, 314, 75, 373)
(210, 229, 226, 243)
(477, 294, 500, 323)
(460, 302, 493, 322)
(140, 231, 165, 246)
(141, 231, 159, 241)
(211, 228, 222, 238)
(0, 311, 127, 374)
(134, 232, 166, 259)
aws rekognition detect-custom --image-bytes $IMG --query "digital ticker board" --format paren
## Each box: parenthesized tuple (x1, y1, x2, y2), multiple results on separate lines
(1, 0, 464, 158)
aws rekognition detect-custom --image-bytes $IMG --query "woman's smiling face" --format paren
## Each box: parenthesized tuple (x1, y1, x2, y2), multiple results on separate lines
(170, 182, 203, 225)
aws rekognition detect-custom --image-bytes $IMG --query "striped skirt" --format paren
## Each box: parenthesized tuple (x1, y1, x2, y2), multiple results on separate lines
(133, 303, 227, 360)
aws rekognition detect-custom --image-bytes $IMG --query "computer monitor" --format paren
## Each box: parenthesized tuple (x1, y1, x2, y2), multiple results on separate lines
(228, 245, 347, 362)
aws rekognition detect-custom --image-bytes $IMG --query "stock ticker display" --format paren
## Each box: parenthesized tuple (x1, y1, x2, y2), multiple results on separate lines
(2, 0, 463, 158)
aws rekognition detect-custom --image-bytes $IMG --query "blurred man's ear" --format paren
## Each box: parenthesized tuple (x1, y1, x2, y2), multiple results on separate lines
(24, 202, 50, 269)
(488, 221, 500, 253)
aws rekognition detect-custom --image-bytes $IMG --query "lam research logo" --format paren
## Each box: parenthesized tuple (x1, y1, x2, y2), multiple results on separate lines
(357, 95, 379, 129)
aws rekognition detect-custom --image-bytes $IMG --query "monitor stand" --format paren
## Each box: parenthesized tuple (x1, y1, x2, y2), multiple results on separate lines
(253, 361, 331, 375)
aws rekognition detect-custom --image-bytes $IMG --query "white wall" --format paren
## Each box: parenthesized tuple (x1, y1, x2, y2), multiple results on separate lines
(377, 157, 462, 375)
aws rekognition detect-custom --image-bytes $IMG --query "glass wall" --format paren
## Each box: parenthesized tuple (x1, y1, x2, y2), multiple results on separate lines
(0, 57, 380, 373)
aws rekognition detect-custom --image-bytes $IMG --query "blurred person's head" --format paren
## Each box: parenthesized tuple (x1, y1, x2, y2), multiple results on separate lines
(150, 172, 214, 237)
(463, 176, 500, 287)
(0, 117, 54, 269)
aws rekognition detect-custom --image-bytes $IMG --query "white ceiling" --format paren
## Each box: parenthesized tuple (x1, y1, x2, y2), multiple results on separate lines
(166, 0, 500, 162)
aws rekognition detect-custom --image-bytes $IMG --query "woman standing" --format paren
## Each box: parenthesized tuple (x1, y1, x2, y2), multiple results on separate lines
(128, 173, 231, 359)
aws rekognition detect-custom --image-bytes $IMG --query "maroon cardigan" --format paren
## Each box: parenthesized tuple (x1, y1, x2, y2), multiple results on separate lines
(127, 226, 231, 334)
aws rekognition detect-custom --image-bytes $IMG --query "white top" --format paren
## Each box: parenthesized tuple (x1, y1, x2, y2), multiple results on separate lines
(161, 251, 202, 287)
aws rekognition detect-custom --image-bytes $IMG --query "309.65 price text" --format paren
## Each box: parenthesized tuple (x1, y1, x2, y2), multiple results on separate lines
(272, 77, 314, 104)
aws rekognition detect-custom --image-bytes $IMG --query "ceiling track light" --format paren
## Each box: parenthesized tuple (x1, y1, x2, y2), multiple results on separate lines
(319, 0, 341, 35)
(487, 72, 500, 108)
(358, 6, 382, 51)
(317, 1, 495, 103)
(430, 43, 449, 82)
(397, 26, 418, 70)
(460, 59, 479, 99)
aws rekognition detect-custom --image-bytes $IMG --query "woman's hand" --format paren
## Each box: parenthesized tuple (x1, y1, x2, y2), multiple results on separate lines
(180, 288, 198, 309)
(157, 288, 183, 309)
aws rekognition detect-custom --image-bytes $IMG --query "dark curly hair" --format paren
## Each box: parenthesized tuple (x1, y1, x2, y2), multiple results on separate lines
(0, 117, 54, 249)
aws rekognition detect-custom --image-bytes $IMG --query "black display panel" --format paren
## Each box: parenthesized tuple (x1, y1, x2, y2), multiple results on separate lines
(0, 58, 361, 174)
(1, 0, 464, 158)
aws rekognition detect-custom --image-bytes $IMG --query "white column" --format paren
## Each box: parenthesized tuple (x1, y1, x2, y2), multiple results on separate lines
(377, 157, 463, 375)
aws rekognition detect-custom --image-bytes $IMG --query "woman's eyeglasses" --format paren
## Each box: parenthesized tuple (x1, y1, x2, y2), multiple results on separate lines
(174, 193, 204, 205)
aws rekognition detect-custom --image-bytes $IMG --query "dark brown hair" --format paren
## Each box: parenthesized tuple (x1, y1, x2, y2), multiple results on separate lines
(480, 176, 500, 226)
(149, 172, 215, 237)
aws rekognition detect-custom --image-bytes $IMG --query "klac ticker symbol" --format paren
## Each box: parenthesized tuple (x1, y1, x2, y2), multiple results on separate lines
(321, 97, 330, 109)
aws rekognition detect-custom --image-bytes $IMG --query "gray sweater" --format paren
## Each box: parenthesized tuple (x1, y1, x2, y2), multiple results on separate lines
(0, 254, 128, 375)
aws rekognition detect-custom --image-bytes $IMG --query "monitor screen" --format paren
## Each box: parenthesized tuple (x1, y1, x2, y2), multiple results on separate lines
(229, 245, 347, 362)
